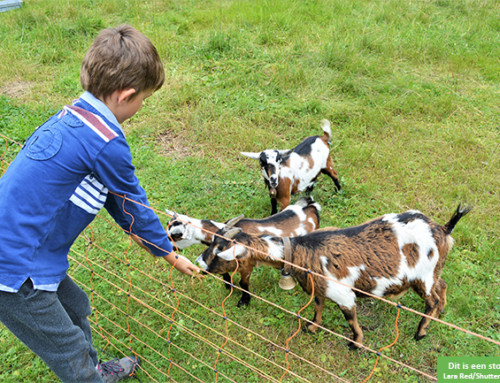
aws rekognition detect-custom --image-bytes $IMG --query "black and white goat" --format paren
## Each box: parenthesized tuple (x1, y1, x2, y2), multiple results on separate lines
(166, 197, 321, 249)
(241, 119, 341, 215)
(177, 197, 321, 307)
(208, 204, 471, 347)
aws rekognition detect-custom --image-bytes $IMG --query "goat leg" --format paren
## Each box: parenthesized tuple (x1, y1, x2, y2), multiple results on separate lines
(436, 278, 447, 314)
(270, 198, 278, 215)
(339, 304, 364, 349)
(237, 266, 253, 307)
(414, 288, 442, 341)
(306, 296, 325, 333)
(322, 156, 341, 191)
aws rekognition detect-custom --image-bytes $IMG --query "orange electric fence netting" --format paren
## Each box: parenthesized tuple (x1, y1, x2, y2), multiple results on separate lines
(1, 132, 498, 382)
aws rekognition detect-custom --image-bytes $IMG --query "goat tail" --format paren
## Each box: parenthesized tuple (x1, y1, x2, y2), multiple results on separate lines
(444, 203, 472, 235)
(320, 119, 332, 139)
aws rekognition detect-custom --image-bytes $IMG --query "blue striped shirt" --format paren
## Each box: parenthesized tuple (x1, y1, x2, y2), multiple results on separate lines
(0, 92, 173, 292)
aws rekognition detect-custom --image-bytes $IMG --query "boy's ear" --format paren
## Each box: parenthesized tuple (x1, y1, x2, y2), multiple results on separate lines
(117, 88, 136, 103)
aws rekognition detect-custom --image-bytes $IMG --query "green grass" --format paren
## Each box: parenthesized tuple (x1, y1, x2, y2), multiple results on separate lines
(0, 0, 499, 381)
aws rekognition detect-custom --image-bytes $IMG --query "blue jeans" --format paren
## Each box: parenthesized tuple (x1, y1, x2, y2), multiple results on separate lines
(0, 276, 104, 382)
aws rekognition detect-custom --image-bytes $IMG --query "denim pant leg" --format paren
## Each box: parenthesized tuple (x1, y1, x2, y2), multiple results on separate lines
(57, 275, 99, 367)
(0, 278, 103, 383)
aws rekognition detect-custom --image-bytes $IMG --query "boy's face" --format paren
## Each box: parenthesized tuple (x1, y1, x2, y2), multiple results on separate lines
(113, 89, 153, 124)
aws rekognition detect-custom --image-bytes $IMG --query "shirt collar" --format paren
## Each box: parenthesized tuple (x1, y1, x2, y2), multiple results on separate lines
(79, 91, 124, 136)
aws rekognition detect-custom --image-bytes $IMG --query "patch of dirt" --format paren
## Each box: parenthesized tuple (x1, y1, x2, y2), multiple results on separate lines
(0, 81, 32, 99)
(157, 130, 197, 159)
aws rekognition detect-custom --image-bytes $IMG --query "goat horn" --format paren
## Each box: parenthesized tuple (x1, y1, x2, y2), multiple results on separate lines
(225, 214, 244, 229)
(224, 227, 242, 239)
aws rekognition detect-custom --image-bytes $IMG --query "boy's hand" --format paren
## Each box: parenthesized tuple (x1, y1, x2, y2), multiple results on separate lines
(166, 252, 200, 276)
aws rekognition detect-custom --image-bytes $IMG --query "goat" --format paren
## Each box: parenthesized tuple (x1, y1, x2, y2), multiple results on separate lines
(210, 204, 471, 348)
(166, 197, 320, 250)
(241, 119, 341, 215)
(183, 197, 321, 307)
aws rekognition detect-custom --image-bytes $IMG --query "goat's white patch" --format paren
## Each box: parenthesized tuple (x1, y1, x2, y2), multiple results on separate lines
(195, 254, 208, 270)
(217, 244, 247, 260)
(263, 237, 284, 261)
(293, 223, 308, 237)
(281, 139, 330, 192)
(379, 213, 439, 296)
(257, 225, 284, 236)
(261, 167, 271, 182)
(371, 276, 403, 297)
(322, 257, 365, 309)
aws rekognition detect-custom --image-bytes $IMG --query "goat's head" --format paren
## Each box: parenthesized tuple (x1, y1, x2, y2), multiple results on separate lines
(165, 209, 189, 242)
(195, 215, 248, 273)
(241, 149, 292, 192)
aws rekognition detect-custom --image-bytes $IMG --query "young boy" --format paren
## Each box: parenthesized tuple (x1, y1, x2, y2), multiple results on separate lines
(0, 25, 199, 382)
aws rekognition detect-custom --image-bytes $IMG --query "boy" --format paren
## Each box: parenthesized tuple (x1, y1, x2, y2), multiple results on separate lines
(0, 25, 199, 382)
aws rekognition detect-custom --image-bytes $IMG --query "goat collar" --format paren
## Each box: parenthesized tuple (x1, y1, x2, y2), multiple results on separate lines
(281, 237, 292, 274)
(279, 237, 296, 290)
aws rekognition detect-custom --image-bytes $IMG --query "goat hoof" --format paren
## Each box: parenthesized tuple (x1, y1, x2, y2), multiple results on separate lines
(237, 300, 249, 308)
(348, 341, 360, 350)
(305, 325, 317, 334)
(414, 333, 426, 341)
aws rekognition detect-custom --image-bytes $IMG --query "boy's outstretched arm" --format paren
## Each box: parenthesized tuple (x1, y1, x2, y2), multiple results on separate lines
(131, 234, 200, 276)
(166, 252, 200, 276)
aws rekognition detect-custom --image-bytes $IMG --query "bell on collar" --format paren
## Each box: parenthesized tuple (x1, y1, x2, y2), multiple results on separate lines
(279, 271, 296, 290)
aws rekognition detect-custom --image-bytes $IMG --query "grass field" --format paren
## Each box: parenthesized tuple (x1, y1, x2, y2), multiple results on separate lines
(0, 0, 499, 382)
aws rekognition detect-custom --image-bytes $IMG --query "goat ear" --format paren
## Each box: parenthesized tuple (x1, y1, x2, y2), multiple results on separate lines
(218, 244, 247, 261)
(240, 151, 261, 160)
(165, 209, 178, 219)
(278, 149, 293, 157)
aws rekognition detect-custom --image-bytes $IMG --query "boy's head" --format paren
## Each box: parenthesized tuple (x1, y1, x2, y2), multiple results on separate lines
(80, 25, 165, 101)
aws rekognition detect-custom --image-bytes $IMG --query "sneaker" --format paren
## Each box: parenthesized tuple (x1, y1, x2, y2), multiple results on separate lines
(98, 356, 141, 382)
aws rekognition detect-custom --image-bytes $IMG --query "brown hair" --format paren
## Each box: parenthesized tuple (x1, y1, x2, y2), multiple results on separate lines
(80, 25, 165, 100)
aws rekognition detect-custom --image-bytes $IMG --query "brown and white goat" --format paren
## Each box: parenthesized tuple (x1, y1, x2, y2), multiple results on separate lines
(241, 119, 341, 215)
(190, 197, 321, 307)
(211, 205, 471, 347)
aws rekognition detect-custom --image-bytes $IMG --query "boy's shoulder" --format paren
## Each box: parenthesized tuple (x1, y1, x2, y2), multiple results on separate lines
(57, 92, 126, 142)
(62, 105, 120, 143)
